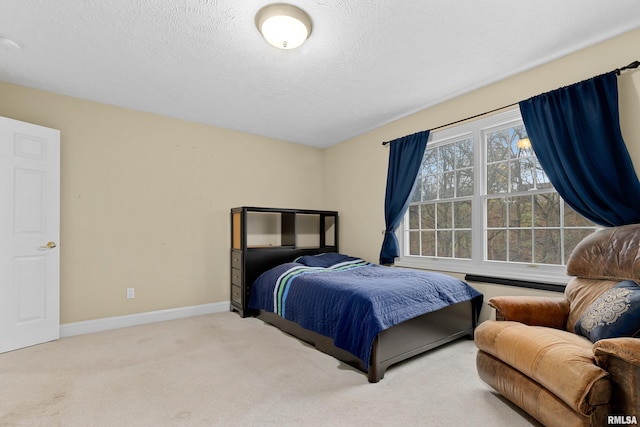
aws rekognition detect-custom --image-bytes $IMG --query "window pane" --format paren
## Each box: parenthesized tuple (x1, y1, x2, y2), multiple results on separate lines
(535, 159, 553, 189)
(408, 205, 420, 229)
(409, 231, 420, 255)
(421, 204, 435, 229)
(437, 203, 452, 228)
(487, 132, 509, 162)
(487, 198, 506, 228)
(512, 125, 528, 150)
(487, 229, 507, 261)
(424, 174, 437, 200)
(423, 149, 438, 175)
(437, 230, 452, 257)
(516, 142, 533, 156)
(487, 163, 509, 194)
(511, 158, 535, 192)
(456, 139, 473, 168)
(534, 193, 560, 227)
(421, 230, 435, 256)
(509, 229, 532, 263)
(564, 202, 592, 226)
(455, 230, 472, 259)
(509, 195, 532, 228)
(441, 145, 455, 171)
(454, 200, 472, 228)
(456, 168, 474, 197)
(534, 229, 561, 264)
(440, 171, 455, 199)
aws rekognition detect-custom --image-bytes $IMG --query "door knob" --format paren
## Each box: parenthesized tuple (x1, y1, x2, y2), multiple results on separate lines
(39, 241, 57, 249)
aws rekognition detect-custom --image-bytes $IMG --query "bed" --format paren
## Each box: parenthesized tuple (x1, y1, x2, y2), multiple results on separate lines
(247, 252, 483, 382)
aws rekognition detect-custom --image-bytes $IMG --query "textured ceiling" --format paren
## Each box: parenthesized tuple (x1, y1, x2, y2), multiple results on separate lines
(2, 1, 640, 148)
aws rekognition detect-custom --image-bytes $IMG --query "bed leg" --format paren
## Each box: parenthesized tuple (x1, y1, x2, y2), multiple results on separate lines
(368, 367, 383, 383)
(367, 336, 383, 383)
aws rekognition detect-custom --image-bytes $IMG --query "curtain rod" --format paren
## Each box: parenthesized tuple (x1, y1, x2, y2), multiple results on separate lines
(381, 59, 640, 146)
(616, 60, 640, 74)
(381, 102, 517, 146)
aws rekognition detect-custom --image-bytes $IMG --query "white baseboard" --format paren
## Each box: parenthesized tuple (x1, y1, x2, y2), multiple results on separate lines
(60, 301, 230, 338)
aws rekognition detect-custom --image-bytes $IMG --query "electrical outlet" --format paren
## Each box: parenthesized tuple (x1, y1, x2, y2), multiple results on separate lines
(126, 288, 135, 299)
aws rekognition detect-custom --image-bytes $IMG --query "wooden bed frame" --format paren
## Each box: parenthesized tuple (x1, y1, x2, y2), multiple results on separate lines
(242, 250, 478, 383)
(232, 207, 478, 382)
(256, 300, 476, 382)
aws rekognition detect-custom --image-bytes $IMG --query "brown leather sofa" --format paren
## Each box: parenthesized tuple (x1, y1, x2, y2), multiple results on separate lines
(475, 224, 640, 427)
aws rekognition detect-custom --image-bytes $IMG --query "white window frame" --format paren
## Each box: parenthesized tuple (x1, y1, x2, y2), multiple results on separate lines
(395, 109, 595, 285)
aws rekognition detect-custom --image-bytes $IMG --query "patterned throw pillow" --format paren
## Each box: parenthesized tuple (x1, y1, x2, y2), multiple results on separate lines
(574, 280, 640, 343)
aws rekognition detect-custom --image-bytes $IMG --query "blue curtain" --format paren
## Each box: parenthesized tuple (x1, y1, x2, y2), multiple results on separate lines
(379, 130, 429, 264)
(519, 72, 640, 227)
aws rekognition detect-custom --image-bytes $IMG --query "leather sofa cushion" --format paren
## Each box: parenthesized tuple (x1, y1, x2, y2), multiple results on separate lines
(475, 321, 611, 415)
(566, 223, 640, 281)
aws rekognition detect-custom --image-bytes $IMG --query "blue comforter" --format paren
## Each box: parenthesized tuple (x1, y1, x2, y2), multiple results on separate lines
(248, 253, 483, 370)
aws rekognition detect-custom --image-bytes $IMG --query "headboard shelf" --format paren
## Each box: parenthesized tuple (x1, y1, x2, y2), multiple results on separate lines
(230, 207, 339, 317)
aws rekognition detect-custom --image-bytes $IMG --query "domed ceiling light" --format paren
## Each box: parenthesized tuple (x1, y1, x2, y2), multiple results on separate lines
(255, 4, 312, 50)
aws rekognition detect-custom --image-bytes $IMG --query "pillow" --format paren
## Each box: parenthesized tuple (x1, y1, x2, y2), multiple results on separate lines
(294, 252, 362, 268)
(574, 280, 640, 343)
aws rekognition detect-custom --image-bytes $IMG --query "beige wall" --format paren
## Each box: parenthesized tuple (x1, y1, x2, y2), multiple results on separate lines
(0, 83, 326, 323)
(324, 27, 640, 297)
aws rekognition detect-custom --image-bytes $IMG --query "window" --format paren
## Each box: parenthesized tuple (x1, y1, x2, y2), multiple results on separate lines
(398, 109, 596, 283)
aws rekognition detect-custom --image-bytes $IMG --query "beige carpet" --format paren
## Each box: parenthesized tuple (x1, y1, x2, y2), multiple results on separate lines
(0, 312, 540, 427)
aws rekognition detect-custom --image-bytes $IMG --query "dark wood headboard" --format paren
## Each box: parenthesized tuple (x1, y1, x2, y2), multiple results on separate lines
(230, 206, 338, 317)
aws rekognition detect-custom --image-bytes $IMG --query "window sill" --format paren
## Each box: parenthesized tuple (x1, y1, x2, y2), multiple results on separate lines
(463, 274, 565, 292)
(394, 257, 570, 290)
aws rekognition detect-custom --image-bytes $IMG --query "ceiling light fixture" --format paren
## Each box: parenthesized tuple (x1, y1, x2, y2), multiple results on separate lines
(255, 3, 312, 50)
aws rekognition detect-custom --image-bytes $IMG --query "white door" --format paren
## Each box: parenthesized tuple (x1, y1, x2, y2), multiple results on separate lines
(0, 116, 60, 353)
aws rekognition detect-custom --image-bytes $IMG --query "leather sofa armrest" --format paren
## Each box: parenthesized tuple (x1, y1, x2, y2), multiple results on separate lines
(594, 338, 640, 367)
(489, 296, 569, 329)
(594, 338, 640, 416)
